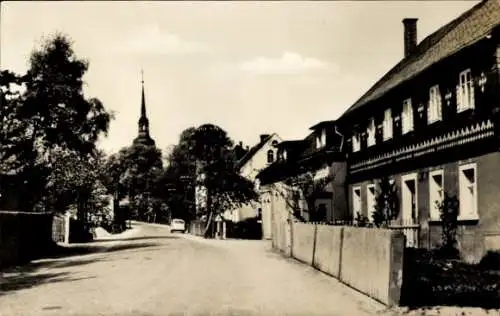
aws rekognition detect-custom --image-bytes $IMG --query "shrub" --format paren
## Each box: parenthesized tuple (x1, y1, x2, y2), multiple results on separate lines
(401, 248, 500, 309)
(354, 212, 369, 227)
(479, 250, 500, 271)
(372, 176, 399, 227)
(436, 193, 459, 257)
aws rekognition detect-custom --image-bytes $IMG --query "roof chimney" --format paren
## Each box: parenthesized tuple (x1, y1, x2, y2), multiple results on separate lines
(403, 18, 418, 58)
(260, 134, 270, 143)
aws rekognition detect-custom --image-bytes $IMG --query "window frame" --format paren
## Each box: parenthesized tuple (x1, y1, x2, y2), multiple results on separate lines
(457, 68, 475, 112)
(352, 133, 361, 152)
(352, 186, 362, 221)
(428, 84, 442, 124)
(267, 149, 274, 164)
(383, 109, 393, 140)
(366, 184, 376, 222)
(367, 118, 376, 147)
(428, 169, 444, 221)
(458, 163, 479, 220)
(402, 98, 414, 134)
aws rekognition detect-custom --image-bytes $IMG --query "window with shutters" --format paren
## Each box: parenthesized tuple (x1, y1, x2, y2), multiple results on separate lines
(352, 134, 360, 152)
(458, 163, 478, 220)
(457, 69, 475, 112)
(402, 98, 414, 134)
(367, 118, 376, 147)
(429, 169, 444, 221)
(352, 186, 361, 221)
(428, 85, 442, 123)
(316, 129, 327, 149)
(383, 109, 393, 140)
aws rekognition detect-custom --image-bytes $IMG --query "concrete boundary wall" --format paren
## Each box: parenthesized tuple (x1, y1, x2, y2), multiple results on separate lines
(292, 223, 315, 265)
(272, 222, 405, 306)
(313, 225, 343, 278)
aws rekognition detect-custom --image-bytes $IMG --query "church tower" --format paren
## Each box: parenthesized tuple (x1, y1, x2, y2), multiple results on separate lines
(133, 71, 155, 147)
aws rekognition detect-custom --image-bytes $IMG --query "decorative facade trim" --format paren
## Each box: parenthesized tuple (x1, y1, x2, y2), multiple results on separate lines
(350, 119, 495, 173)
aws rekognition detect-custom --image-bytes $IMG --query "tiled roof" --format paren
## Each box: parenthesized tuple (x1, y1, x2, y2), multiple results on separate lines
(342, 0, 500, 117)
(309, 120, 336, 131)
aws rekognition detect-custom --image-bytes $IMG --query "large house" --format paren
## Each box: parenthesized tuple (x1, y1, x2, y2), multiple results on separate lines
(258, 0, 500, 263)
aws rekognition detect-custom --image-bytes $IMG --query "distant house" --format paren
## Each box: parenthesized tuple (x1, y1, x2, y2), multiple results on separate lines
(259, 0, 500, 263)
(224, 133, 282, 239)
(257, 122, 346, 224)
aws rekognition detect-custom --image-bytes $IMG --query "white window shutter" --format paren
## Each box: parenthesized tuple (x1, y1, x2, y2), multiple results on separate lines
(437, 88, 443, 120)
(456, 85, 462, 111)
(469, 79, 475, 109)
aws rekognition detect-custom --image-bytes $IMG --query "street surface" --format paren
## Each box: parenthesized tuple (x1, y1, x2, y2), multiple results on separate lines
(0, 222, 404, 315)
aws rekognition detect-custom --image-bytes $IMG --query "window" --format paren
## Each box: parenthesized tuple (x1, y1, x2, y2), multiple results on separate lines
(267, 150, 274, 163)
(352, 187, 361, 221)
(281, 149, 288, 160)
(457, 69, 475, 112)
(428, 85, 442, 123)
(367, 118, 376, 147)
(402, 98, 414, 134)
(383, 109, 393, 140)
(366, 184, 376, 222)
(316, 129, 327, 149)
(429, 169, 444, 221)
(352, 134, 360, 152)
(402, 173, 418, 225)
(458, 163, 478, 220)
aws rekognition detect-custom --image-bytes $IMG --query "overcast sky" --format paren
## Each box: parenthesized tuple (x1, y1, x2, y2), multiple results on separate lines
(1, 1, 479, 154)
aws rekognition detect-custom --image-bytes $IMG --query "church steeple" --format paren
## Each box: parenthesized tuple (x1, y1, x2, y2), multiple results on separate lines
(140, 70, 147, 119)
(133, 70, 155, 147)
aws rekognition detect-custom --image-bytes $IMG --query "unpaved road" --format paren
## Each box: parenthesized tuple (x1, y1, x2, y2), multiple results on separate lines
(0, 222, 393, 316)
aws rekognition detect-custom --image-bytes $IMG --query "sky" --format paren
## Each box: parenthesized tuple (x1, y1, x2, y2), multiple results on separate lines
(1, 1, 480, 155)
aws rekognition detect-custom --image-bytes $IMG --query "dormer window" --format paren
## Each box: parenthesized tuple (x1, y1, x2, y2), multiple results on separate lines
(457, 68, 475, 112)
(267, 150, 274, 163)
(316, 129, 327, 149)
(383, 109, 393, 140)
(428, 85, 442, 123)
(352, 134, 360, 152)
(402, 98, 414, 134)
(367, 118, 376, 147)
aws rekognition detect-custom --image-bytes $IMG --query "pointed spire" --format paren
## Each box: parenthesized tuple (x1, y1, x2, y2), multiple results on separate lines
(141, 69, 146, 118)
(133, 69, 155, 147)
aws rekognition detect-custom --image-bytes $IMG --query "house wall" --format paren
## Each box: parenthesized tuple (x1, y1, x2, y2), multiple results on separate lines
(237, 134, 282, 223)
(348, 151, 500, 263)
(330, 161, 348, 221)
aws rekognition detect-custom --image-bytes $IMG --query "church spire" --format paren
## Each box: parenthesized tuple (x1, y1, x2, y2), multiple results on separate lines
(140, 69, 146, 119)
(133, 69, 155, 147)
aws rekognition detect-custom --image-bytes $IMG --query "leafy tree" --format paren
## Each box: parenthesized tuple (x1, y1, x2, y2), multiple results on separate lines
(43, 147, 106, 219)
(372, 176, 399, 227)
(163, 124, 257, 237)
(102, 143, 164, 224)
(1, 33, 113, 212)
(0, 70, 34, 176)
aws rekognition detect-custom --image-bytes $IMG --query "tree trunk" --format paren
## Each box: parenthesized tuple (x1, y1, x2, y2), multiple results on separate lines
(203, 211, 214, 238)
